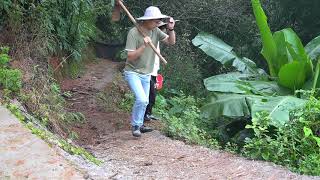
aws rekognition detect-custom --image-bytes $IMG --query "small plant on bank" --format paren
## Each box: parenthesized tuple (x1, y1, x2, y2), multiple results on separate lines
(155, 93, 220, 149)
(224, 142, 239, 154)
(22, 66, 85, 129)
(98, 73, 132, 112)
(0, 47, 22, 93)
(118, 93, 134, 112)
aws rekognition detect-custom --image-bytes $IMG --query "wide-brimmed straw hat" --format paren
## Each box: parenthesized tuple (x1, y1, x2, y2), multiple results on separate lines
(136, 6, 169, 21)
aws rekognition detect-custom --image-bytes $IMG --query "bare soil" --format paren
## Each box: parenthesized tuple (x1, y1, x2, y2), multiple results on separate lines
(60, 59, 317, 180)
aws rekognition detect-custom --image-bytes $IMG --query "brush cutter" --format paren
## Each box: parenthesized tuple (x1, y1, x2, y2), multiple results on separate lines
(111, 0, 168, 64)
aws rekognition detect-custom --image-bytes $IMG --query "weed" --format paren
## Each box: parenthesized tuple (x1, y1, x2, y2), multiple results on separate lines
(98, 73, 131, 112)
(118, 93, 134, 112)
(224, 142, 239, 154)
(63, 112, 86, 125)
(68, 131, 79, 141)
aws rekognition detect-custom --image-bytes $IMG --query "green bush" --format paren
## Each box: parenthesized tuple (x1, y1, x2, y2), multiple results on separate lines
(39, 0, 97, 60)
(155, 93, 219, 148)
(0, 69, 22, 92)
(242, 95, 320, 175)
(0, 47, 22, 92)
(0, 54, 10, 67)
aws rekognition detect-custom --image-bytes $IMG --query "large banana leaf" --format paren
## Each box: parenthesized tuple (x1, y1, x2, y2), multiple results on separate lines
(305, 35, 320, 60)
(204, 72, 290, 95)
(305, 35, 320, 88)
(192, 32, 233, 65)
(279, 29, 313, 78)
(274, 29, 313, 89)
(201, 94, 254, 120)
(192, 32, 264, 75)
(272, 31, 290, 70)
(232, 57, 265, 75)
(201, 93, 306, 127)
(273, 28, 310, 64)
(278, 61, 307, 90)
(251, 0, 277, 77)
(252, 0, 313, 87)
(251, 96, 306, 126)
(278, 28, 309, 62)
(313, 58, 320, 89)
(251, 1, 313, 78)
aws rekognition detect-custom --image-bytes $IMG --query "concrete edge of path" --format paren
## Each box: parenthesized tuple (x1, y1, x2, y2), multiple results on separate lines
(0, 106, 85, 179)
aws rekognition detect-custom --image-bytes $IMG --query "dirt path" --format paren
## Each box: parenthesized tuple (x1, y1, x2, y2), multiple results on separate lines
(60, 59, 317, 180)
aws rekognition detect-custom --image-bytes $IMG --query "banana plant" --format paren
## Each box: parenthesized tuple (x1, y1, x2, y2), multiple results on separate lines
(194, 0, 320, 91)
(192, 32, 266, 75)
(251, 0, 314, 91)
(305, 36, 320, 89)
(305, 36, 320, 60)
(201, 93, 305, 127)
(193, 31, 320, 129)
(192, 0, 320, 142)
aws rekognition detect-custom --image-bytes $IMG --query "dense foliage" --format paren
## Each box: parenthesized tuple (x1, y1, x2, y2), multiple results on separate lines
(0, 47, 21, 92)
(107, 0, 320, 96)
(191, 0, 320, 140)
(175, 0, 320, 175)
(0, 0, 97, 60)
(150, 89, 320, 175)
(0, 0, 98, 141)
(1, 0, 320, 175)
(243, 95, 320, 175)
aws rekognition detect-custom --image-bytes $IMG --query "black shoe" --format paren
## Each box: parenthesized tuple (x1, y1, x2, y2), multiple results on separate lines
(148, 114, 159, 120)
(132, 125, 141, 137)
(144, 115, 151, 122)
(140, 125, 153, 133)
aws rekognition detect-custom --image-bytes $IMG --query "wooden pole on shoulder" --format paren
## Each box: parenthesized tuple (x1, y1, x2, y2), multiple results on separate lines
(116, 0, 168, 64)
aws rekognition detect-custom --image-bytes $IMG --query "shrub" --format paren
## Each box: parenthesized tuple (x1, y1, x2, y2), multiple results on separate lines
(0, 47, 22, 92)
(0, 69, 22, 92)
(242, 95, 320, 175)
(155, 93, 220, 148)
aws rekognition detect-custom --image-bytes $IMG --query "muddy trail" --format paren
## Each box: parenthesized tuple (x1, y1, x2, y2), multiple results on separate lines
(60, 59, 316, 180)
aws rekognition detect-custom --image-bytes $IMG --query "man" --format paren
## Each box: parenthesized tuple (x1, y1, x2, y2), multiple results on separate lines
(144, 21, 167, 122)
(123, 6, 176, 137)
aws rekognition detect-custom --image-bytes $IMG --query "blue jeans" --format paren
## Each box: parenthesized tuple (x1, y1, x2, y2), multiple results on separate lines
(124, 71, 151, 127)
